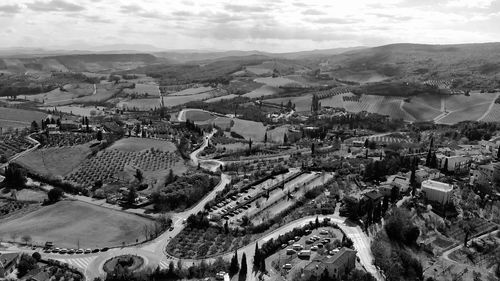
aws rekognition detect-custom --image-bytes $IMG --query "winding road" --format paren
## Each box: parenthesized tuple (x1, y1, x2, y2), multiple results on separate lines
(1, 129, 382, 281)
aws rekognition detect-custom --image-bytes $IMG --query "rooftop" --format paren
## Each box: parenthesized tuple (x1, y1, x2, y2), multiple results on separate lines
(422, 180, 453, 192)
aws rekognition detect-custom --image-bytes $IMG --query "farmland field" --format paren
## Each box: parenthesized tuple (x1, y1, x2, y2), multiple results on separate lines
(265, 94, 313, 112)
(25, 83, 95, 105)
(75, 83, 120, 103)
(117, 97, 160, 110)
(479, 104, 500, 122)
(437, 102, 492, 124)
(39, 105, 106, 117)
(108, 137, 177, 153)
(0, 200, 152, 248)
(0, 107, 47, 129)
(230, 118, 267, 141)
(15, 144, 93, 177)
(243, 85, 279, 98)
(169, 86, 212, 96)
(254, 77, 304, 87)
(204, 94, 239, 103)
(402, 100, 442, 121)
(134, 83, 159, 95)
(184, 109, 216, 122)
(246, 66, 272, 75)
(445, 92, 498, 112)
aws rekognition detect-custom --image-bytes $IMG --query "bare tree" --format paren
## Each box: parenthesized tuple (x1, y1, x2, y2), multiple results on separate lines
(21, 235, 32, 245)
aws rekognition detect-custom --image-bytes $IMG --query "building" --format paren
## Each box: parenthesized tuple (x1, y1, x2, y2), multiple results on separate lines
(470, 163, 495, 186)
(421, 180, 454, 205)
(59, 120, 81, 131)
(303, 247, 357, 280)
(437, 155, 471, 172)
(0, 252, 20, 278)
(387, 175, 410, 193)
(415, 168, 441, 184)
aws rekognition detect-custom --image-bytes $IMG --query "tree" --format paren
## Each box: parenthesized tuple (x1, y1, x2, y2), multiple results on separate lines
(264, 132, 267, 143)
(48, 187, 63, 203)
(253, 242, 260, 269)
(17, 254, 37, 278)
(30, 120, 38, 132)
(127, 186, 137, 206)
(390, 186, 400, 203)
(21, 234, 32, 245)
(497, 146, 500, 159)
(283, 133, 288, 144)
(134, 169, 143, 182)
(442, 157, 449, 173)
(460, 219, 476, 247)
(239, 253, 247, 280)
(2, 164, 27, 189)
(229, 250, 239, 276)
(32, 252, 41, 262)
(96, 130, 103, 141)
(311, 143, 315, 155)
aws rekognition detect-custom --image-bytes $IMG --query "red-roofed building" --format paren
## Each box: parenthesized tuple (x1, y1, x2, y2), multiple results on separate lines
(0, 252, 20, 278)
(303, 247, 357, 280)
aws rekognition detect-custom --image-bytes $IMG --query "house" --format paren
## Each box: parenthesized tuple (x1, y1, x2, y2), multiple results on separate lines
(415, 167, 441, 184)
(437, 155, 471, 172)
(0, 252, 20, 278)
(59, 120, 81, 131)
(421, 180, 454, 205)
(363, 190, 384, 205)
(303, 247, 357, 280)
(388, 175, 410, 193)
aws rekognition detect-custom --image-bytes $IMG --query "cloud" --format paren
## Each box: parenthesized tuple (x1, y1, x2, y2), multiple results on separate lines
(302, 9, 326, 15)
(0, 4, 21, 14)
(224, 4, 267, 13)
(26, 0, 85, 12)
(308, 17, 360, 25)
(83, 15, 112, 23)
(120, 4, 163, 19)
(371, 13, 413, 22)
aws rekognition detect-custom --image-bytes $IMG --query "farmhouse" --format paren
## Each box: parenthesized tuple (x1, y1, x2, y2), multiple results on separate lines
(470, 163, 496, 186)
(303, 247, 357, 280)
(0, 252, 20, 278)
(421, 180, 454, 205)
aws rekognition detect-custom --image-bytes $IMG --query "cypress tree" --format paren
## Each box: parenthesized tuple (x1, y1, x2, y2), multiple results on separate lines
(239, 253, 247, 279)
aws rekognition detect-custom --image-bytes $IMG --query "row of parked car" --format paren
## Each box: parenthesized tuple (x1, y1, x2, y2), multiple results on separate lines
(43, 247, 109, 255)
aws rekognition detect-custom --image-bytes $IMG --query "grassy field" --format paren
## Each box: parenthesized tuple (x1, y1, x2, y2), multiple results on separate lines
(40, 105, 106, 117)
(0, 200, 152, 248)
(117, 97, 161, 110)
(25, 83, 94, 105)
(254, 77, 303, 87)
(108, 137, 177, 153)
(437, 102, 492, 124)
(169, 86, 212, 96)
(480, 104, 500, 122)
(243, 85, 279, 98)
(231, 118, 267, 141)
(134, 83, 159, 95)
(15, 144, 92, 177)
(76, 83, 119, 103)
(14, 189, 47, 202)
(0, 107, 47, 129)
(204, 94, 239, 103)
(184, 109, 216, 122)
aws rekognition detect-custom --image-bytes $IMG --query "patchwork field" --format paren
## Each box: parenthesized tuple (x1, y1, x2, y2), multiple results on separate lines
(254, 77, 304, 87)
(0, 200, 152, 248)
(108, 137, 177, 153)
(479, 104, 500, 122)
(75, 83, 120, 103)
(117, 97, 160, 110)
(264, 92, 500, 123)
(243, 85, 279, 98)
(40, 105, 106, 117)
(134, 83, 159, 95)
(169, 86, 213, 96)
(25, 83, 95, 105)
(230, 118, 267, 141)
(184, 110, 216, 122)
(0, 107, 47, 129)
(204, 94, 239, 103)
(15, 144, 93, 177)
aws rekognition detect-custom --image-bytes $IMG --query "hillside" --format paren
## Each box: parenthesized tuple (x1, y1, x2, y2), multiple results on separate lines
(322, 43, 500, 89)
(0, 53, 159, 73)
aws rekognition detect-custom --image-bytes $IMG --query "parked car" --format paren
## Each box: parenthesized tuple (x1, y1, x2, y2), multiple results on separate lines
(59, 248, 67, 254)
(101, 247, 109, 252)
(84, 249, 92, 254)
(67, 249, 75, 254)
(311, 246, 318, 251)
(76, 249, 84, 254)
(92, 249, 99, 253)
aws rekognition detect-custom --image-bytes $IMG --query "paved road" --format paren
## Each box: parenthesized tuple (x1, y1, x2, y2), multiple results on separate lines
(1, 128, 384, 281)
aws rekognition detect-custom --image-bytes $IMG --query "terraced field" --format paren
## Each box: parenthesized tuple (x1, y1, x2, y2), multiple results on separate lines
(479, 104, 500, 122)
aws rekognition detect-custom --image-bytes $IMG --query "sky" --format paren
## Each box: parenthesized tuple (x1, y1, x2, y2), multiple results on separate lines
(0, 0, 499, 52)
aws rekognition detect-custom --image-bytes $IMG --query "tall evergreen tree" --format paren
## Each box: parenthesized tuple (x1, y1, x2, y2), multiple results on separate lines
(229, 250, 239, 276)
(283, 133, 288, 144)
(239, 253, 247, 279)
(253, 242, 260, 269)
